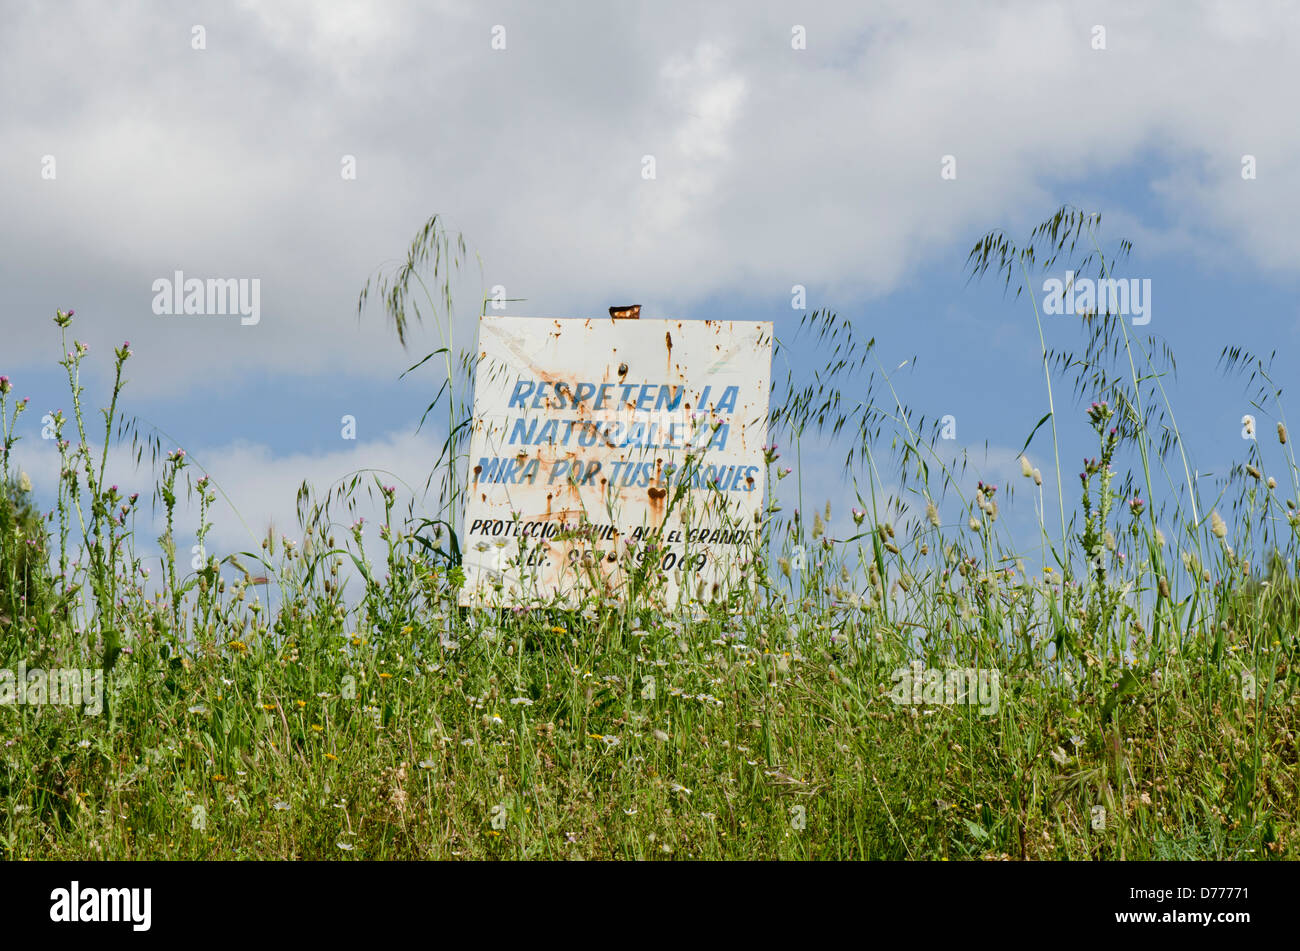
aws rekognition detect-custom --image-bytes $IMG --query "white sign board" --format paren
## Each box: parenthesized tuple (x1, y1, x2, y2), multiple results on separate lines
(460, 316, 773, 607)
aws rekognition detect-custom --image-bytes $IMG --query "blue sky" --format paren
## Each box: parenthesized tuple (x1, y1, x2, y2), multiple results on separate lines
(3, 0, 1299, 573)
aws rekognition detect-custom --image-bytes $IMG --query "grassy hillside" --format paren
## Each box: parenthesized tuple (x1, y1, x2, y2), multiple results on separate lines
(2, 212, 1297, 860)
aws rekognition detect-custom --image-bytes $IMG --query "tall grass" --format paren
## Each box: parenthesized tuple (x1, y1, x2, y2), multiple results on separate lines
(0, 208, 1295, 860)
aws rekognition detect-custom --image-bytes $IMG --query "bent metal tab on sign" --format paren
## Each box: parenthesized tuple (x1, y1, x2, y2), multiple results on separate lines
(461, 315, 773, 608)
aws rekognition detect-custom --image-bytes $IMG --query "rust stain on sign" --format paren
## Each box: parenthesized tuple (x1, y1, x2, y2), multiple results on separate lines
(461, 315, 773, 608)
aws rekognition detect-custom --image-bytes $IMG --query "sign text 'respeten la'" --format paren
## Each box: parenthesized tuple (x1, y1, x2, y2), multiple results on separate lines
(460, 316, 773, 606)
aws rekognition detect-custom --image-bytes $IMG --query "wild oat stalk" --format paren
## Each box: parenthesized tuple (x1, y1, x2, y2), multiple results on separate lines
(357, 214, 485, 564)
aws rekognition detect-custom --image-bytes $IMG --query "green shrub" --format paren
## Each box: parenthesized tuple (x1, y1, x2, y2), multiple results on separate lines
(0, 473, 49, 634)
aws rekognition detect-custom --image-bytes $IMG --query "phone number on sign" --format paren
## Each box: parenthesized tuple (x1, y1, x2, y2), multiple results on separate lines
(561, 547, 712, 571)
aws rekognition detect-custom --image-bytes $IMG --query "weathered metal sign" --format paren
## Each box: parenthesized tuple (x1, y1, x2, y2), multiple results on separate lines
(460, 315, 773, 607)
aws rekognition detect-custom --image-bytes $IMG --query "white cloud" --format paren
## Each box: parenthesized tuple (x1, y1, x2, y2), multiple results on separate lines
(2, 0, 1298, 396)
